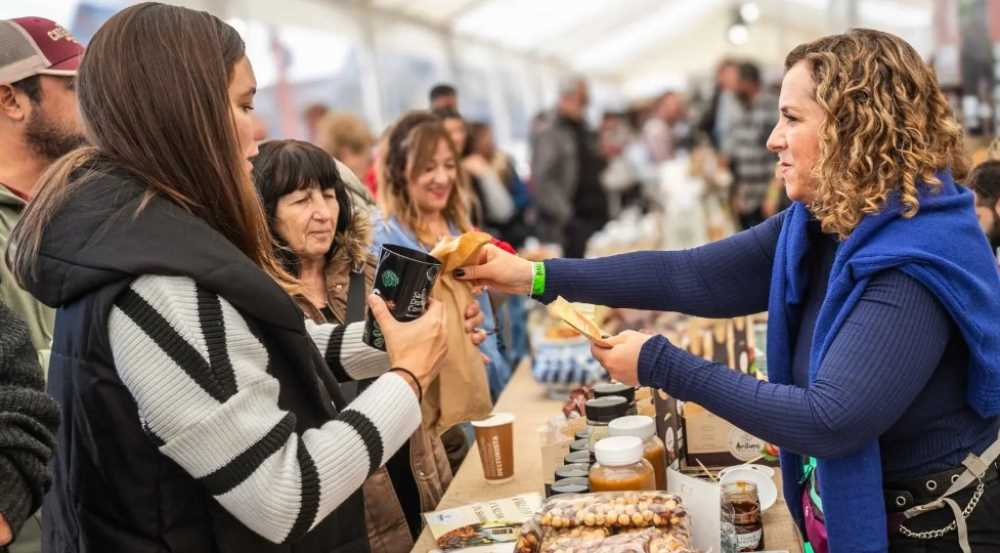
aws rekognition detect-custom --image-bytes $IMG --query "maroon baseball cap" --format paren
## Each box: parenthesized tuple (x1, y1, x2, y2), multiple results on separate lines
(0, 17, 84, 84)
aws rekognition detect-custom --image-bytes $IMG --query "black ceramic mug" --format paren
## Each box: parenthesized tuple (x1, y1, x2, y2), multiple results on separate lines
(362, 244, 442, 351)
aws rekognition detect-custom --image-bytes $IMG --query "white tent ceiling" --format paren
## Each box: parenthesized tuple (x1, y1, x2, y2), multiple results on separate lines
(364, 0, 934, 94)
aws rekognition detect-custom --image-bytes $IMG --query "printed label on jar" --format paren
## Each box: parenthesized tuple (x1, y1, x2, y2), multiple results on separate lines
(736, 528, 762, 551)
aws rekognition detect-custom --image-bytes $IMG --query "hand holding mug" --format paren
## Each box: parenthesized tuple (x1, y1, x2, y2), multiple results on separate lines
(368, 294, 447, 393)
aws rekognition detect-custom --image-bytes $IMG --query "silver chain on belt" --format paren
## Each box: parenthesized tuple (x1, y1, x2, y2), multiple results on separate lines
(897, 480, 986, 540)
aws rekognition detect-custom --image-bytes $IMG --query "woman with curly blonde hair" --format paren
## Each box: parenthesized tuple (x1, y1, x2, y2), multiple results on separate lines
(454, 29, 1000, 553)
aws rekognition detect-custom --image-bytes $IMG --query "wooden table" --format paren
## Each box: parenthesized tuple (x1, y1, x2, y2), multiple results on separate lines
(411, 364, 803, 552)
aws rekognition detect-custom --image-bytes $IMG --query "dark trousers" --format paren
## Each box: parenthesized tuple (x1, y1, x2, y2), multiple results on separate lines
(889, 478, 1000, 552)
(562, 218, 606, 259)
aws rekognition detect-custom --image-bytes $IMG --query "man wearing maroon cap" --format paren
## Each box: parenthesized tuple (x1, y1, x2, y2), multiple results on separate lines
(0, 16, 85, 553)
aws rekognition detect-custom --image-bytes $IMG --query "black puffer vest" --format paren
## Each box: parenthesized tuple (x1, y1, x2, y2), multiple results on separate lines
(22, 167, 369, 553)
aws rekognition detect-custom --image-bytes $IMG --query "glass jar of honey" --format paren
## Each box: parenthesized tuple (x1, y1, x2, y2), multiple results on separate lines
(588, 436, 656, 492)
(721, 481, 764, 552)
(608, 415, 667, 490)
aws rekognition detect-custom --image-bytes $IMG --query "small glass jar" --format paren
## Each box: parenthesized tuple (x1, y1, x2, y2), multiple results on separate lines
(608, 415, 668, 490)
(593, 383, 638, 415)
(554, 463, 590, 481)
(564, 450, 594, 466)
(569, 438, 590, 454)
(588, 436, 656, 493)
(722, 481, 764, 552)
(550, 477, 590, 497)
(585, 396, 630, 449)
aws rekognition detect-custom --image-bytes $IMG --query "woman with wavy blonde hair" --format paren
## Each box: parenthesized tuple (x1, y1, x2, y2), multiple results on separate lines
(453, 29, 1000, 553)
(372, 111, 512, 403)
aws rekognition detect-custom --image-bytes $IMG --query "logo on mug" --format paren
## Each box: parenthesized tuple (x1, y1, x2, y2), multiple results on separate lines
(381, 270, 401, 288)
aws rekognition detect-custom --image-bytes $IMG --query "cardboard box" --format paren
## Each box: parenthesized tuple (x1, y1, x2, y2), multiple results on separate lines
(653, 389, 685, 471)
(681, 402, 773, 468)
(654, 315, 777, 470)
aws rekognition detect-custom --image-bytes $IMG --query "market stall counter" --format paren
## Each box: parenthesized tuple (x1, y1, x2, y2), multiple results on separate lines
(410, 363, 804, 553)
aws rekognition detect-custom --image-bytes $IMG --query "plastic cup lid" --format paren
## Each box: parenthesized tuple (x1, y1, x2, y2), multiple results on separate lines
(594, 436, 644, 466)
(608, 416, 656, 440)
(471, 412, 514, 428)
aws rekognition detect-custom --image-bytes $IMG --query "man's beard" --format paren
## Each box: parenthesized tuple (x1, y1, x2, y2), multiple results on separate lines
(24, 107, 87, 161)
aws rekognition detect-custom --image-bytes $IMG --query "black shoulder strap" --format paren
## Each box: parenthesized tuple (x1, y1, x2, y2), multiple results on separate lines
(345, 269, 367, 324)
(344, 268, 373, 398)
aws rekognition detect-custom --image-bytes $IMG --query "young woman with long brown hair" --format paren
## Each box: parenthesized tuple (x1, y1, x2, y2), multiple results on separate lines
(5, 4, 448, 552)
(457, 29, 1000, 553)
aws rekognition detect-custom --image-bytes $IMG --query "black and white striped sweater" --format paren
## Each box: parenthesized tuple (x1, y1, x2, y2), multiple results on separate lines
(108, 274, 420, 544)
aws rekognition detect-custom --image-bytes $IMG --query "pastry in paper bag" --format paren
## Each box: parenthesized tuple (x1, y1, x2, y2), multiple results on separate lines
(548, 296, 612, 348)
(424, 231, 494, 435)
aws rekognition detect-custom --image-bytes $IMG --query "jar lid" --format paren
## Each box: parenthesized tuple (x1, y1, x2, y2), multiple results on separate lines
(722, 480, 760, 500)
(608, 416, 656, 441)
(564, 450, 593, 465)
(555, 463, 590, 480)
(593, 382, 636, 403)
(575, 428, 592, 440)
(551, 477, 590, 496)
(569, 438, 590, 452)
(594, 436, 644, 466)
(585, 396, 629, 423)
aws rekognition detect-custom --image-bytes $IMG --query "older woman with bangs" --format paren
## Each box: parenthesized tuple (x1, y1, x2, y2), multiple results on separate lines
(456, 29, 1000, 553)
(251, 140, 489, 551)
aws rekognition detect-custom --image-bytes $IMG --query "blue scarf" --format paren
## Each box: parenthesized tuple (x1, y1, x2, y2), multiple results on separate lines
(767, 171, 1000, 553)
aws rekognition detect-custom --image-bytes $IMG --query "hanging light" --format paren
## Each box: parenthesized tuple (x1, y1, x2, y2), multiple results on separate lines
(728, 23, 749, 45)
(739, 2, 760, 23)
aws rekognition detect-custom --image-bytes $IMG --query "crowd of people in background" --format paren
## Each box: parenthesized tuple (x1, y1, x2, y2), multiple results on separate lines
(1, 5, 999, 553)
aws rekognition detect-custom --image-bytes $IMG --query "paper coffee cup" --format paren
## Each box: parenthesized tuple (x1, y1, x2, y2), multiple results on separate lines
(471, 413, 515, 484)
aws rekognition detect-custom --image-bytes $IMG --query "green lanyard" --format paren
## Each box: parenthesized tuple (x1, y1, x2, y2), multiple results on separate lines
(800, 456, 824, 514)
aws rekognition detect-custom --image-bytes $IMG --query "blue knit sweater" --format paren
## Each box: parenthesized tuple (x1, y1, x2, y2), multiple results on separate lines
(542, 172, 1000, 552)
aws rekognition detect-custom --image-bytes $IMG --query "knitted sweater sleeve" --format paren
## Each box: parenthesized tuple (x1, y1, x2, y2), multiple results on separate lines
(305, 318, 389, 381)
(637, 270, 951, 458)
(540, 211, 785, 317)
(107, 275, 421, 544)
(0, 301, 58, 541)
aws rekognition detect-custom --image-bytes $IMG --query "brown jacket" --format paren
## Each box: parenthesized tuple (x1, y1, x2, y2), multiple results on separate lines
(295, 207, 453, 553)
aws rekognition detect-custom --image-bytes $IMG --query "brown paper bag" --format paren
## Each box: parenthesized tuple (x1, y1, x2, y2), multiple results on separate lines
(423, 232, 495, 436)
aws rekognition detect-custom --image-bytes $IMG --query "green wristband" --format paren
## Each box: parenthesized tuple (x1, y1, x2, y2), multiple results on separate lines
(531, 261, 546, 297)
